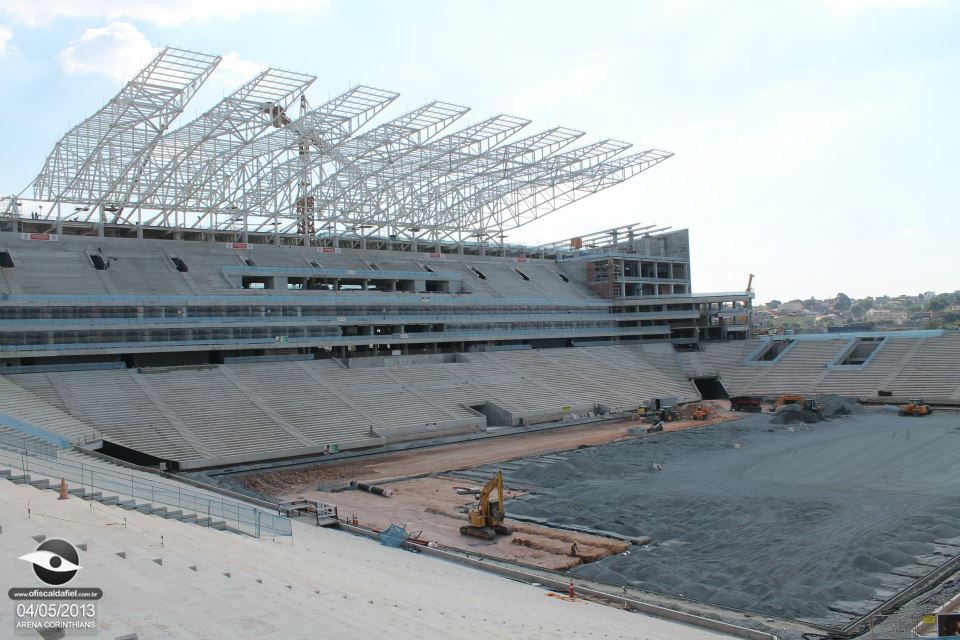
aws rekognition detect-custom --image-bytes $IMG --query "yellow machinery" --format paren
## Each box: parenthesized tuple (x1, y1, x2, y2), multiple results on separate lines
(692, 405, 711, 420)
(774, 394, 806, 408)
(899, 399, 933, 417)
(460, 471, 513, 541)
(774, 395, 821, 413)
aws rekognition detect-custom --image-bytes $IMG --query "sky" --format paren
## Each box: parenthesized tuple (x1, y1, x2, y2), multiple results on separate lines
(0, 0, 956, 304)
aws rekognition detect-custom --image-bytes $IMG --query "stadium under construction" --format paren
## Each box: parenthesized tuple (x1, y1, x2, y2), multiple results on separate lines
(2, 48, 960, 640)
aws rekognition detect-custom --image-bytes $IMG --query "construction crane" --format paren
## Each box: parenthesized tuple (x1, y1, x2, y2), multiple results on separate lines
(460, 471, 513, 541)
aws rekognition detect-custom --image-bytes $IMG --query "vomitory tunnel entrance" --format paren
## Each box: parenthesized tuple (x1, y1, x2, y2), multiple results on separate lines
(691, 377, 728, 399)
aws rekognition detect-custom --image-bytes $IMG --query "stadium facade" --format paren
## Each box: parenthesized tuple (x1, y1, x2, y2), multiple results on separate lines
(0, 46, 752, 372)
(0, 47, 755, 468)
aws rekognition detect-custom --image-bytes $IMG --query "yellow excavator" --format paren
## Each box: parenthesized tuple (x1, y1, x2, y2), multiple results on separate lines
(774, 394, 822, 414)
(460, 471, 513, 541)
(899, 399, 933, 417)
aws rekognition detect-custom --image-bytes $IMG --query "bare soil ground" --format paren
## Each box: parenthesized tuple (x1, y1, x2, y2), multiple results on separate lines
(243, 401, 737, 496)
(292, 475, 629, 570)
(241, 402, 737, 570)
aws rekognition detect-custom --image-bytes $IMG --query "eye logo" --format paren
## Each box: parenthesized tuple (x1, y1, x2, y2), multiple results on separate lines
(18, 538, 82, 585)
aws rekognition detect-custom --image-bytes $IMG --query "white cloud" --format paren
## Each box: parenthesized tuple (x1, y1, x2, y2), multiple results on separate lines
(217, 52, 266, 89)
(0, 0, 330, 28)
(58, 22, 158, 81)
(57, 21, 267, 97)
(0, 24, 12, 56)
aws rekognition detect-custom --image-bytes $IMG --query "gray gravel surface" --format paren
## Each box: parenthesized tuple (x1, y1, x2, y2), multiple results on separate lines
(507, 411, 960, 624)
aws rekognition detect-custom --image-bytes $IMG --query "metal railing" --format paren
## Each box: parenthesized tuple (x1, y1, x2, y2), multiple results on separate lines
(0, 448, 292, 538)
(0, 325, 673, 353)
(0, 430, 59, 461)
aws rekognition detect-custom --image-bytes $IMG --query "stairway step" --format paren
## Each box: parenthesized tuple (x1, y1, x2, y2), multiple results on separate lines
(67, 488, 87, 497)
(179, 514, 198, 523)
(162, 510, 184, 519)
(116, 499, 137, 509)
(9, 475, 28, 484)
(99, 495, 120, 505)
(28, 479, 50, 489)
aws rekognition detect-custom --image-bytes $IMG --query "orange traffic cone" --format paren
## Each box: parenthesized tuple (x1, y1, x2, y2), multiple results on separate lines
(568, 579, 576, 599)
(58, 477, 69, 500)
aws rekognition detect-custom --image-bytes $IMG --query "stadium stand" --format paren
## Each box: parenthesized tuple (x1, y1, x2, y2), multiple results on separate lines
(681, 332, 960, 401)
(0, 477, 744, 639)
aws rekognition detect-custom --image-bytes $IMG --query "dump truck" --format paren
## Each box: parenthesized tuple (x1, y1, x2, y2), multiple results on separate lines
(899, 399, 933, 417)
(460, 471, 513, 541)
(730, 396, 763, 412)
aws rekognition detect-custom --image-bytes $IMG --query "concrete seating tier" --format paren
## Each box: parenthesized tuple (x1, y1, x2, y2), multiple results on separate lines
(683, 335, 960, 400)
(0, 479, 732, 639)
(888, 334, 960, 399)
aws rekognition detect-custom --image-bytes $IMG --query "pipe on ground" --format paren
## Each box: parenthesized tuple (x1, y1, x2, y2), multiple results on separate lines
(350, 481, 395, 497)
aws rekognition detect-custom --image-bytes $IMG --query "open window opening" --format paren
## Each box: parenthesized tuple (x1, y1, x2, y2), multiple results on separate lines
(89, 254, 108, 270)
(751, 339, 795, 362)
(241, 275, 274, 289)
(841, 337, 884, 365)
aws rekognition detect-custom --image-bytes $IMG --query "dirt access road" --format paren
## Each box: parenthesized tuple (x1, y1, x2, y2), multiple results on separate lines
(243, 402, 737, 496)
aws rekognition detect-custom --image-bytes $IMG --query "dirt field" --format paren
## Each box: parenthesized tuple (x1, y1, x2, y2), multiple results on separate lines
(243, 401, 737, 496)
(295, 475, 629, 570)
(241, 402, 736, 570)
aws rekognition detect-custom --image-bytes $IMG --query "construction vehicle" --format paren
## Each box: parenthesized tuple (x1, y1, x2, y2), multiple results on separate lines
(773, 395, 822, 414)
(899, 399, 933, 417)
(774, 394, 805, 408)
(692, 405, 711, 420)
(648, 406, 680, 423)
(460, 471, 513, 541)
(730, 395, 763, 412)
